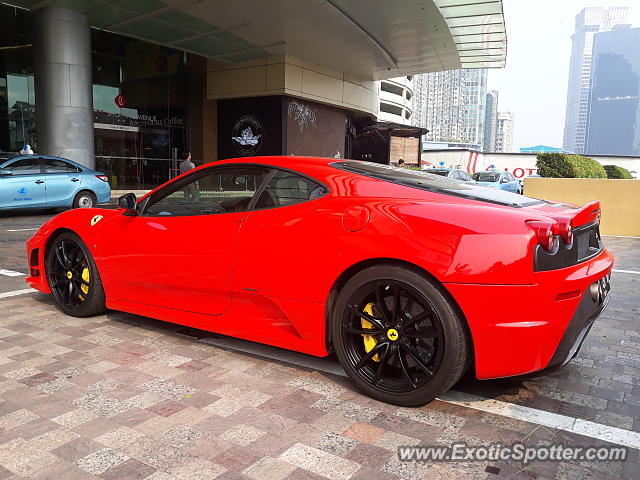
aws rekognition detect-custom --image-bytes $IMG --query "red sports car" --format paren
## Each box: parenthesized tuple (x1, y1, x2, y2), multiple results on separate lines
(25, 157, 613, 406)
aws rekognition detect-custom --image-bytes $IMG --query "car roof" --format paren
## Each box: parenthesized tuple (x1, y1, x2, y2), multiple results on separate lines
(0, 154, 87, 168)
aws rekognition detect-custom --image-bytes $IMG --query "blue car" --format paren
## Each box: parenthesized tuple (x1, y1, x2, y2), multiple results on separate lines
(0, 155, 111, 211)
(471, 170, 522, 194)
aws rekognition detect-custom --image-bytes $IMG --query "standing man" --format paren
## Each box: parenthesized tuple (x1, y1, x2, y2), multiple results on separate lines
(179, 151, 197, 200)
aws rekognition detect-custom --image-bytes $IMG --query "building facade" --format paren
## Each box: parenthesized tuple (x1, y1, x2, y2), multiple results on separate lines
(483, 90, 499, 152)
(0, 0, 506, 189)
(411, 68, 488, 148)
(377, 77, 414, 125)
(563, 6, 629, 154)
(585, 25, 640, 156)
(495, 112, 513, 153)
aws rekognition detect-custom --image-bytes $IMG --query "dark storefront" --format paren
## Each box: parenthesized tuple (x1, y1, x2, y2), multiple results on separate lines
(218, 96, 349, 160)
(0, 4, 204, 189)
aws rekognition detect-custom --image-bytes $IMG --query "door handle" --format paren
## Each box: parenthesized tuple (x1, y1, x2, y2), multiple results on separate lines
(34, 180, 44, 184)
(71, 178, 80, 182)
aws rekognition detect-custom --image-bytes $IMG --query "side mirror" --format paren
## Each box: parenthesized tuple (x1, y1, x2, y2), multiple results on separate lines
(118, 193, 137, 216)
(0, 168, 12, 176)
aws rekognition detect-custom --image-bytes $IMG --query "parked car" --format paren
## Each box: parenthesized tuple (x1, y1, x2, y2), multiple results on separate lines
(472, 170, 521, 194)
(26, 157, 612, 406)
(423, 168, 474, 182)
(0, 155, 111, 211)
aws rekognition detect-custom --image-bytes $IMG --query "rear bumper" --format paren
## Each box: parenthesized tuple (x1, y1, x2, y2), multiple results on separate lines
(94, 183, 111, 204)
(444, 248, 613, 379)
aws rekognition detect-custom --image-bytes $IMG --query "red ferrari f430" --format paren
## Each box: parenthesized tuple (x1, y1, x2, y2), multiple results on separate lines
(26, 157, 613, 406)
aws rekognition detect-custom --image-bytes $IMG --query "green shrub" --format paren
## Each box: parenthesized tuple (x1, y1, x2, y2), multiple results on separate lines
(536, 153, 573, 178)
(603, 164, 634, 179)
(536, 153, 606, 178)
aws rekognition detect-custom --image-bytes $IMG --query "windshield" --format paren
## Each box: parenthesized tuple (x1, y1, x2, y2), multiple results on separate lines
(472, 173, 501, 182)
(331, 161, 543, 208)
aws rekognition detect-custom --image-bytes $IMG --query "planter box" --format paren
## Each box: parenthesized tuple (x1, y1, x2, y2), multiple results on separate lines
(524, 178, 640, 236)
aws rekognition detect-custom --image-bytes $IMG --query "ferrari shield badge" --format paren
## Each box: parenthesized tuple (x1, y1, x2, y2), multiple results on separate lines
(90, 215, 103, 226)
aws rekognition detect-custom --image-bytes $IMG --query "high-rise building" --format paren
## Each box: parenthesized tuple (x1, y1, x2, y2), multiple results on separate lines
(563, 7, 629, 154)
(377, 77, 414, 125)
(483, 90, 499, 152)
(411, 69, 488, 147)
(585, 25, 640, 156)
(495, 112, 514, 152)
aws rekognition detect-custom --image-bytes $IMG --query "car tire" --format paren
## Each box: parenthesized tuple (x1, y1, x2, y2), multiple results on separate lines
(46, 232, 106, 317)
(331, 265, 469, 406)
(73, 191, 96, 209)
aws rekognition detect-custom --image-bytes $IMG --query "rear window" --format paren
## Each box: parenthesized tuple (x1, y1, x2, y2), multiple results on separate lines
(331, 161, 543, 208)
(472, 172, 501, 182)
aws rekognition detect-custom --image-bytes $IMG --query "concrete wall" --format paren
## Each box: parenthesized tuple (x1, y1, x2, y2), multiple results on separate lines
(207, 55, 377, 116)
(422, 150, 640, 179)
(524, 177, 640, 236)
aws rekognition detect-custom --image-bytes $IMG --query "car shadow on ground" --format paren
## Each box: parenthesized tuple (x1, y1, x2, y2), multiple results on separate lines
(30, 292, 556, 411)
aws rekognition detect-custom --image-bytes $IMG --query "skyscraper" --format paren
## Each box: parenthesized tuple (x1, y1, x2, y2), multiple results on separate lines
(563, 7, 629, 154)
(412, 69, 488, 148)
(483, 90, 499, 152)
(495, 112, 514, 153)
(585, 25, 640, 156)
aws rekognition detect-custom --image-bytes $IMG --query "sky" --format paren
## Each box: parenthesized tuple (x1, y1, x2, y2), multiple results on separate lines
(487, 0, 640, 151)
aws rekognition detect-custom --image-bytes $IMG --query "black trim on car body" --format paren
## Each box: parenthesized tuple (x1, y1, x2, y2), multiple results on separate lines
(534, 221, 604, 272)
(331, 160, 545, 208)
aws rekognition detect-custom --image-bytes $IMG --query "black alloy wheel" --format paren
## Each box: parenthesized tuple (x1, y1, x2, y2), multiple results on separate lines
(46, 232, 106, 317)
(332, 265, 469, 406)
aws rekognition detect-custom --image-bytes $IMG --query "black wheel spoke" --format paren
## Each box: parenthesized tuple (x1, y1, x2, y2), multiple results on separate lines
(343, 325, 383, 336)
(347, 305, 385, 331)
(403, 297, 415, 317)
(391, 285, 401, 324)
(397, 349, 416, 389)
(402, 311, 429, 328)
(61, 241, 72, 267)
(375, 282, 392, 323)
(404, 326, 441, 339)
(401, 343, 434, 378)
(354, 342, 387, 371)
(71, 248, 83, 268)
(372, 345, 392, 386)
(55, 248, 67, 269)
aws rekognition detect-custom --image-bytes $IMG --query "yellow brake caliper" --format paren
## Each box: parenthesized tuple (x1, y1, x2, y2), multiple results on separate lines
(79, 267, 90, 300)
(361, 302, 380, 362)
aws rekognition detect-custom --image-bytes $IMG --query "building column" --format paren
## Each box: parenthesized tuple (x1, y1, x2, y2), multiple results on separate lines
(33, 8, 94, 168)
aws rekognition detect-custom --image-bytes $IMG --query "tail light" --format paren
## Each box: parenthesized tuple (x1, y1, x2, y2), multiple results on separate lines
(554, 217, 573, 245)
(96, 175, 109, 183)
(526, 220, 556, 252)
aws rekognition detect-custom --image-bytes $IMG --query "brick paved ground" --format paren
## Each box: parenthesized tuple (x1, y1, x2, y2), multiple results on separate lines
(0, 212, 638, 479)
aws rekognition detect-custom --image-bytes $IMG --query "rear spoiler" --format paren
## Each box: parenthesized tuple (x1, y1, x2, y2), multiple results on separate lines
(571, 200, 601, 228)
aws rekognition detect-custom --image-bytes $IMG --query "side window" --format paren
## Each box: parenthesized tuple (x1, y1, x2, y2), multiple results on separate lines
(143, 166, 271, 217)
(44, 158, 80, 173)
(254, 170, 327, 209)
(506, 172, 516, 182)
(4, 158, 41, 175)
(459, 171, 472, 181)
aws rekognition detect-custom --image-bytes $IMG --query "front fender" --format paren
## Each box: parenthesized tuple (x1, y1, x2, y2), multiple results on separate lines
(26, 208, 122, 292)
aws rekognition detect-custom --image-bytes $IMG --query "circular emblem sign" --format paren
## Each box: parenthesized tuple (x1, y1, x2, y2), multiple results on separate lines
(114, 94, 127, 108)
(231, 115, 263, 155)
